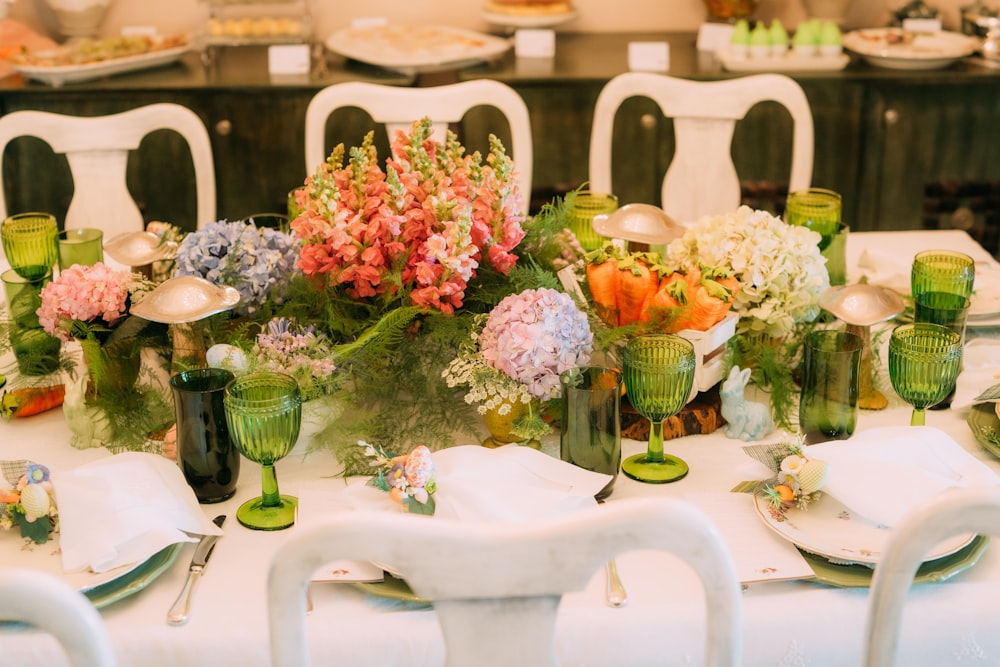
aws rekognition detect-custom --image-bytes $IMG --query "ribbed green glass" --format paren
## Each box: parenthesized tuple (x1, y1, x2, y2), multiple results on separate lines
(911, 250, 975, 299)
(1, 212, 58, 281)
(888, 323, 963, 426)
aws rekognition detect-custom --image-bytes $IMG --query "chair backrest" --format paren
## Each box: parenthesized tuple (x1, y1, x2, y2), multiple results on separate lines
(268, 496, 742, 667)
(588, 72, 814, 226)
(0, 568, 117, 667)
(863, 487, 1000, 667)
(0, 103, 216, 238)
(303, 80, 533, 217)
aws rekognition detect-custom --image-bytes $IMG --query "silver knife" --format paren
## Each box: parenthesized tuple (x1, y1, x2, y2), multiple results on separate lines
(167, 514, 226, 626)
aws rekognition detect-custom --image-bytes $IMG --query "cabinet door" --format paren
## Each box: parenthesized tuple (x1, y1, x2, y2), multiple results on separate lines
(857, 81, 1000, 233)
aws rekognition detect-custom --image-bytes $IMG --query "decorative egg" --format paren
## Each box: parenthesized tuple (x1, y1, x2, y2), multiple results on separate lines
(206, 344, 249, 374)
(19, 484, 51, 521)
(798, 459, 829, 495)
(404, 445, 435, 487)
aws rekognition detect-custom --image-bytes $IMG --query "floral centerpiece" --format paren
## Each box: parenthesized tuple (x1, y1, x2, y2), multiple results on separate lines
(443, 287, 594, 444)
(0, 461, 57, 544)
(275, 117, 569, 467)
(663, 206, 830, 427)
(740, 436, 828, 516)
(37, 262, 172, 450)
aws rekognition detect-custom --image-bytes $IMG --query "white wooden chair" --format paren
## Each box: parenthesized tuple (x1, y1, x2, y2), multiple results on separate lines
(0, 103, 216, 238)
(268, 496, 742, 667)
(303, 80, 533, 217)
(0, 568, 117, 667)
(588, 72, 814, 226)
(863, 487, 1000, 667)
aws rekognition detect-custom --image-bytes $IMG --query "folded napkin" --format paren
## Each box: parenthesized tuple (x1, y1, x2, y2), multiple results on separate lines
(53, 452, 224, 573)
(804, 426, 1000, 528)
(953, 338, 1000, 411)
(855, 248, 911, 294)
(340, 444, 611, 523)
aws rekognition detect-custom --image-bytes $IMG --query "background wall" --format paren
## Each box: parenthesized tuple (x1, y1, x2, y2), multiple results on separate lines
(3, 0, 980, 42)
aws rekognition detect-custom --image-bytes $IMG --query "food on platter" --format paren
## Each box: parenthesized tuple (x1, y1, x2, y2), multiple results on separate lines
(10, 34, 188, 68)
(207, 17, 303, 38)
(484, 0, 573, 15)
(0, 19, 58, 78)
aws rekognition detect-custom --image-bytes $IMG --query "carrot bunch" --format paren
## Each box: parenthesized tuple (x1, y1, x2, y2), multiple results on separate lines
(584, 243, 738, 332)
(1, 385, 66, 419)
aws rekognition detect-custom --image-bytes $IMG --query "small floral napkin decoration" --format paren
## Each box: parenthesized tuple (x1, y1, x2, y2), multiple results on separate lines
(0, 461, 57, 544)
(738, 436, 828, 514)
(359, 441, 437, 516)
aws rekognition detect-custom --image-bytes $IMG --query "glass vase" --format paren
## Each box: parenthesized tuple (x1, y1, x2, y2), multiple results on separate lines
(64, 337, 143, 449)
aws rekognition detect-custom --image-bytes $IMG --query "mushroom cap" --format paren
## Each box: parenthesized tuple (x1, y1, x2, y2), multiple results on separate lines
(591, 203, 685, 246)
(130, 275, 240, 324)
(819, 284, 906, 326)
(104, 231, 177, 266)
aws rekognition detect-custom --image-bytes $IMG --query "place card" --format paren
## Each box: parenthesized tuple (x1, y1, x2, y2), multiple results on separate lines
(696, 22, 735, 52)
(515, 29, 556, 58)
(268, 44, 311, 76)
(352, 16, 389, 29)
(628, 41, 670, 72)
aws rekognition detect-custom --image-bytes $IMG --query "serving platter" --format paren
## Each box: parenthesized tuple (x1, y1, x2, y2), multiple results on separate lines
(325, 24, 511, 74)
(11, 42, 190, 87)
(481, 9, 577, 29)
(842, 28, 977, 70)
(753, 491, 975, 567)
(716, 50, 850, 72)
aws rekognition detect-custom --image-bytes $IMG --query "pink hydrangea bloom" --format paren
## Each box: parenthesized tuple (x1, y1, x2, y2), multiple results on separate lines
(37, 263, 132, 341)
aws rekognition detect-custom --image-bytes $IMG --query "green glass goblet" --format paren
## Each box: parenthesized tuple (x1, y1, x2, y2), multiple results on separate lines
(1, 212, 58, 281)
(622, 334, 696, 484)
(224, 372, 302, 530)
(887, 323, 963, 426)
(911, 250, 975, 300)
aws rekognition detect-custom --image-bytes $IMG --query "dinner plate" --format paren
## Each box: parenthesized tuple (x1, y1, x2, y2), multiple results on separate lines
(753, 492, 975, 566)
(481, 9, 577, 29)
(968, 402, 1000, 459)
(12, 44, 190, 87)
(325, 24, 511, 75)
(800, 535, 990, 588)
(352, 572, 430, 605)
(842, 28, 977, 70)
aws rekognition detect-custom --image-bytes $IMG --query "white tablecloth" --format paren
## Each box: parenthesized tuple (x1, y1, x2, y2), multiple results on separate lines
(3, 230, 1000, 666)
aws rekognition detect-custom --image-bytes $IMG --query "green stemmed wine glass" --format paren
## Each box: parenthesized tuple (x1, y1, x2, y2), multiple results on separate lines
(1, 212, 58, 281)
(224, 372, 302, 530)
(887, 323, 963, 426)
(622, 334, 696, 484)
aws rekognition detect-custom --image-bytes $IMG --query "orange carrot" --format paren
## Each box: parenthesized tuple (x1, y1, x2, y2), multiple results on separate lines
(1, 385, 66, 419)
(617, 257, 658, 326)
(586, 257, 619, 320)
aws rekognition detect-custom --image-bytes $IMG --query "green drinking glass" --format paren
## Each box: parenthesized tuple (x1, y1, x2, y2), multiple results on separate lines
(785, 188, 842, 251)
(621, 334, 696, 484)
(911, 250, 975, 300)
(1, 212, 58, 281)
(224, 372, 302, 530)
(57, 228, 104, 270)
(566, 191, 618, 252)
(888, 323, 963, 426)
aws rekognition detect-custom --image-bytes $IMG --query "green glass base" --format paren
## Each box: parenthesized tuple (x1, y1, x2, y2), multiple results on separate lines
(236, 494, 298, 531)
(621, 453, 688, 484)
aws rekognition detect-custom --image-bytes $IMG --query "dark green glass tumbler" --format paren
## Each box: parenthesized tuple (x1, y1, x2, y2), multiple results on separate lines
(560, 366, 623, 501)
(799, 330, 863, 443)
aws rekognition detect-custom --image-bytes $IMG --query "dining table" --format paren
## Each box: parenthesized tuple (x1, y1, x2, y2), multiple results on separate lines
(3, 228, 1000, 667)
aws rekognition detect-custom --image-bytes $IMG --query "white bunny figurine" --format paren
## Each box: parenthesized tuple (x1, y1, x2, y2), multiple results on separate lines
(720, 365, 774, 441)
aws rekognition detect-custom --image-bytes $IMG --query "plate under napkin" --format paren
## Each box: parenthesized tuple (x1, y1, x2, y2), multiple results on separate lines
(53, 452, 223, 573)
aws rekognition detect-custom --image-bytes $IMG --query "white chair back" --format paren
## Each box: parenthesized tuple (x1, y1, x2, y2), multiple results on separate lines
(268, 496, 742, 667)
(303, 80, 533, 217)
(0, 568, 117, 667)
(588, 72, 814, 225)
(0, 103, 216, 238)
(863, 487, 1000, 667)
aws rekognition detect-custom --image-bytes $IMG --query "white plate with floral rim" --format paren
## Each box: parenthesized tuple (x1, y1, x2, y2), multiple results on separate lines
(842, 28, 977, 70)
(752, 492, 975, 567)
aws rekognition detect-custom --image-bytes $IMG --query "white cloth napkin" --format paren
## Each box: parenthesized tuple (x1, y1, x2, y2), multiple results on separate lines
(803, 426, 1000, 528)
(954, 338, 1000, 411)
(340, 444, 611, 523)
(855, 248, 911, 294)
(53, 452, 224, 573)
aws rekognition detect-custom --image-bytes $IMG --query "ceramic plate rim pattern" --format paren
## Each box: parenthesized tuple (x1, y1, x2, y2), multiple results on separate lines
(800, 534, 990, 588)
(842, 28, 977, 70)
(83, 543, 183, 608)
(325, 24, 511, 74)
(968, 402, 1000, 459)
(753, 491, 975, 566)
(12, 44, 189, 87)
